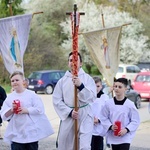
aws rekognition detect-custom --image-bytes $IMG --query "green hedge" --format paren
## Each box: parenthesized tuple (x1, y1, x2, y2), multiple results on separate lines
(1, 84, 11, 94)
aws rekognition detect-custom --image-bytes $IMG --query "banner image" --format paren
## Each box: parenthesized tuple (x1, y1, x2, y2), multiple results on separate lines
(0, 14, 32, 74)
(82, 26, 122, 86)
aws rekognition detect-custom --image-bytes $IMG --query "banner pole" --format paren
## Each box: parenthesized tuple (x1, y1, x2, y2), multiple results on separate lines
(101, 9, 105, 28)
(32, 12, 44, 18)
(8, 0, 14, 16)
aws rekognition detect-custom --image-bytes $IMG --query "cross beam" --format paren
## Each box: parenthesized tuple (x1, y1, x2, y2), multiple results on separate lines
(66, 4, 85, 37)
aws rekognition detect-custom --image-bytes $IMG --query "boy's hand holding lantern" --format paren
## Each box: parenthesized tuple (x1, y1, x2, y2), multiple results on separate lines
(13, 100, 21, 114)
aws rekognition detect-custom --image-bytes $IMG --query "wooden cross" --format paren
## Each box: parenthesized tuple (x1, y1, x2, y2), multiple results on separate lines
(66, 4, 85, 150)
(66, 4, 85, 37)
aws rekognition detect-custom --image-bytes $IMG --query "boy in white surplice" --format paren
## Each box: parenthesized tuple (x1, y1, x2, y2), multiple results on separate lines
(91, 76, 109, 150)
(0, 71, 54, 150)
(100, 78, 140, 150)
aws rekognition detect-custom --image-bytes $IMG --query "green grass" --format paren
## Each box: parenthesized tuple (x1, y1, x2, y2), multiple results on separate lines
(1, 84, 11, 94)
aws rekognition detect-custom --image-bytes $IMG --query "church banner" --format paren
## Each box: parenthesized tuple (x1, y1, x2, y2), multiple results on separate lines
(82, 26, 122, 86)
(0, 14, 32, 74)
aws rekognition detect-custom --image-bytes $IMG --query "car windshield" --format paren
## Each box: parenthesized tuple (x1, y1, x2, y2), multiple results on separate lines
(28, 72, 42, 79)
(136, 75, 150, 82)
(118, 67, 123, 73)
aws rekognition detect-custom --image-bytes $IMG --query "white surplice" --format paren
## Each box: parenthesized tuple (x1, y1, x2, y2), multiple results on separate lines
(91, 94, 109, 136)
(53, 68, 96, 150)
(0, 89, 54, 144)
(100, 98, 140, 144)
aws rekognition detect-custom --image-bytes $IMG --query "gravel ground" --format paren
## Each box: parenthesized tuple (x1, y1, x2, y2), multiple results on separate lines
(0, 137, 150, 150)
(1, 95, 149, 150)
(1, 120, 150, 150)
(2, 95, 150, 150)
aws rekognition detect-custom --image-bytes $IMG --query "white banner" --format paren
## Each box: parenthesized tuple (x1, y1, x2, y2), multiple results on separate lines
(0, 14, 32, 74)
(82, 26, 122, 86)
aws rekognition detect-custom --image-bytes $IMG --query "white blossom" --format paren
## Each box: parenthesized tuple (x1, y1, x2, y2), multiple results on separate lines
(60, 1, 149, 64)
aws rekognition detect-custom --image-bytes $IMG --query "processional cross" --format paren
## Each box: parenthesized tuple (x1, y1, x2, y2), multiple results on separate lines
(66, 4, 85, 150)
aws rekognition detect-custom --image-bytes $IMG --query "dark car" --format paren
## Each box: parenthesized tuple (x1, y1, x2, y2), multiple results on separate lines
(27, 70, 65, 94)
(125, 86, 141, 109)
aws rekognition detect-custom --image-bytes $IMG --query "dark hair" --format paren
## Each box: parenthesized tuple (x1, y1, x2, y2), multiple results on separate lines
(93, 76, 102, 84)
(114, 78, 128, 87)
(68, 52, 82, 62)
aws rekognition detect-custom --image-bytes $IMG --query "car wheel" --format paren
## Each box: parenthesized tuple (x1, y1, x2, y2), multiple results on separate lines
(45, 85, 53, 95)
(135, 96, 141, 109)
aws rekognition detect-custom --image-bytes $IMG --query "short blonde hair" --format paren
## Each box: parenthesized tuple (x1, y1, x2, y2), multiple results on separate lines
(10, 71, 24, 79)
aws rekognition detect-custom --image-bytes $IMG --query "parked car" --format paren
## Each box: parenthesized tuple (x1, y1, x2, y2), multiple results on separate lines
(125, 87, 141, 109)
(116, 64, 141, 83)
(132, 71, 150, 100)
(103, 82, 141, 109)
(27, 70, 65, 94)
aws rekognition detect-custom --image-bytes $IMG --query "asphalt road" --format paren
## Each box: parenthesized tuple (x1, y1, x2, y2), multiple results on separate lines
(0, 94, 150, 150)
